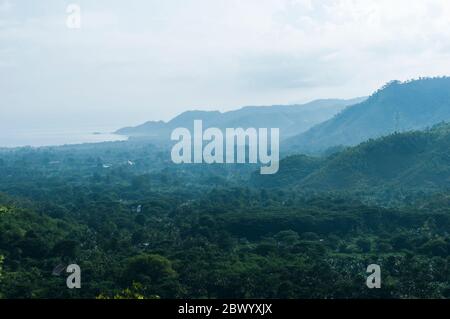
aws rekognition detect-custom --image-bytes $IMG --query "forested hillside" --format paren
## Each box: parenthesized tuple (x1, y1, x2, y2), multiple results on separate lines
(116, 98, 364, 141)
(286, 77, 450, 153)
(256, 122, 450, 196)
(1, 134, 450, 298)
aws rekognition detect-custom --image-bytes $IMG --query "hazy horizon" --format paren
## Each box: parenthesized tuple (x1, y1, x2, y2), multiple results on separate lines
(2, 0, 450, 131)
(3, 1, 450, 303)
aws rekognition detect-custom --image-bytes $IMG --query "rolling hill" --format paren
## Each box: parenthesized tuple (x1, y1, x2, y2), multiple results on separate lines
(254, 122, 450, 192)
(115, 98, 365, 141)
(286, 77, 450, 154)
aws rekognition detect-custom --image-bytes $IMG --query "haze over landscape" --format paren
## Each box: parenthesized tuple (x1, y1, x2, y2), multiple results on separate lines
(3, 1, 450, 302)
(2, 0, 450, 133)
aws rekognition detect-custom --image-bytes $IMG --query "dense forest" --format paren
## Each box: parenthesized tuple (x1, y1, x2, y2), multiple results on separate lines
(285, 77, 450, 153)
(254, 122, 450, 198)
(1, 123, 450, 298)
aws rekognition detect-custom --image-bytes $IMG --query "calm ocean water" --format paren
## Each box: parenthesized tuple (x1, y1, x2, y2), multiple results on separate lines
(0, 127, 128, 148)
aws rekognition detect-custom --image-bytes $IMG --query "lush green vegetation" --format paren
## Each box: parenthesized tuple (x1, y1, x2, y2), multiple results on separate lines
(286, 77, 450, 153)
(257, 123, 450, 205)
(1, 128, 450, 299)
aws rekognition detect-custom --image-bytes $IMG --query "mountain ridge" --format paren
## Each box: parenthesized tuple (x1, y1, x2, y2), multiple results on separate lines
(253, 121, 450, 192)
(115, 97, 366, 140)
(285, 77, 450, 154)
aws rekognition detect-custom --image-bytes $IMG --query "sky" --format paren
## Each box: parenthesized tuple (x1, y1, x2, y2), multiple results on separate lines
(2, 0, 450, 131)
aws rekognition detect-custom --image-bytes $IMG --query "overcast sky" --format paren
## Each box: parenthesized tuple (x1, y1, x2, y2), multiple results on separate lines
(2, 0, 450, 130)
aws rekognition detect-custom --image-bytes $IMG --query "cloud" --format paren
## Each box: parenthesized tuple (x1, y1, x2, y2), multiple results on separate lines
(2, 0, 450, 129)
(0, 0, 12, 13)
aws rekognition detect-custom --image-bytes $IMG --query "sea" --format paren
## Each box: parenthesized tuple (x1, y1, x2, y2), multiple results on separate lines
(0, 127, 128, 148)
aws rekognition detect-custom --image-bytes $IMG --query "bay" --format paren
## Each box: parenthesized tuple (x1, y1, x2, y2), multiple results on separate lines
(0, 127, 127, 148)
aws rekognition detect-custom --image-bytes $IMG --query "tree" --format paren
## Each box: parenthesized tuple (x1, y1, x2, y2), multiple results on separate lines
(275, 230, 300, 247)
(52, 240, 79, 259)
(123, 254, 180, 298)
(356, 238, 372, 253)
(97, 283, 160, 300)
(420, 239, 448, 257)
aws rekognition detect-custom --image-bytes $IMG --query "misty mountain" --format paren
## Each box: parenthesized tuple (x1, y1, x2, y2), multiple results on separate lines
(253, 122, 450, 191)
(285, 77, 450, 154)
(115, 98, 366, 140)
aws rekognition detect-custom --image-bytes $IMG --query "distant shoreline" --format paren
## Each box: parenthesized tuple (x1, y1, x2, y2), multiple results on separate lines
(0, 128, 128, 148)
